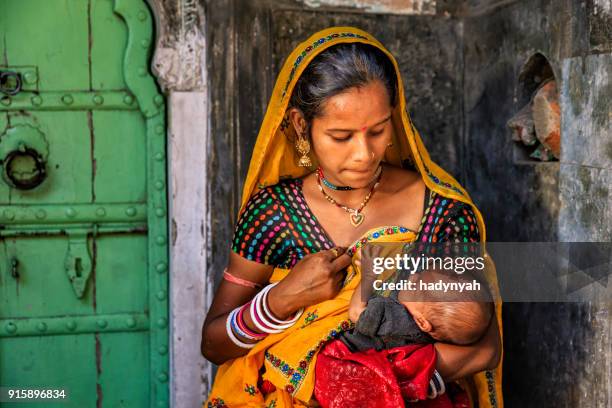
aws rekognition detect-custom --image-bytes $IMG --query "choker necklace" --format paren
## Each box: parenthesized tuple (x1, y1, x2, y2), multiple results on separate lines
(316, 168, 353, 191)
(316, 166, 382, 191)
(316, 166, 383, 227)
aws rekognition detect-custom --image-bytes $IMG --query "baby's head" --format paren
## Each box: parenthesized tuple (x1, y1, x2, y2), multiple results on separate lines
(399, 270, 493, 345)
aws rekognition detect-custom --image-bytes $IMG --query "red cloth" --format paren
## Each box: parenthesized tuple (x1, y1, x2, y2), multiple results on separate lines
(314, 340, 468, 408)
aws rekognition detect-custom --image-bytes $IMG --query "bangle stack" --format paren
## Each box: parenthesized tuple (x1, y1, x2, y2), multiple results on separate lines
(226, 283, 304, 349)
(427, 369, 446, 399)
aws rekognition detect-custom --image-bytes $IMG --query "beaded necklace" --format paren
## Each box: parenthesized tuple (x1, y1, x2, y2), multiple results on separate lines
(316, 166, 383, 227)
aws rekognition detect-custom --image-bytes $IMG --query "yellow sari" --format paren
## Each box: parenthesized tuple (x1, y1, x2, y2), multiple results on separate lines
(206, 27, 503, 408)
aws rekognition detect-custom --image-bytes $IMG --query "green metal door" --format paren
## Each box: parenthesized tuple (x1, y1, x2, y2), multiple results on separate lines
(0, 0, 168, 406)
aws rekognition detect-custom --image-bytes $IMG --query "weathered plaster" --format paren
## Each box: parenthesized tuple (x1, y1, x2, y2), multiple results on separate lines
(561, 54, 612, 169)
(148, 0, 207, 92)
(147, 2, 212, 407)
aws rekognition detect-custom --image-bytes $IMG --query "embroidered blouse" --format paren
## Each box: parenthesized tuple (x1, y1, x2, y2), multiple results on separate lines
(231, 178, 480, 268)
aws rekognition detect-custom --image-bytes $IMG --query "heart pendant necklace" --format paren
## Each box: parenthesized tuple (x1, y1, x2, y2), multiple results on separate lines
(316, 166, 382, 227)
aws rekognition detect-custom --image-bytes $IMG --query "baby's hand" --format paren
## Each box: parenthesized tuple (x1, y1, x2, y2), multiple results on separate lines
(348, 284, 367, 323)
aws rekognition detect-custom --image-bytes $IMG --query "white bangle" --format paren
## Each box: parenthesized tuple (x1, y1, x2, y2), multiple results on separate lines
(226, 308, 256, 349)
(250, 286, 284, 333)
(261, 283, 303, 326)
(433, 370, 445, 395)
(427, 379, 438, 399)
(250, 284, 304, 333)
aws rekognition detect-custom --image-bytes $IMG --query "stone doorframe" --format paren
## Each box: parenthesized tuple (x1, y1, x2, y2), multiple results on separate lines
(146, 1, 211, 407)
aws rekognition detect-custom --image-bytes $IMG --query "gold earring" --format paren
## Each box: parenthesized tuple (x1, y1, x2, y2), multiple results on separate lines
(296, 132, 312, 167)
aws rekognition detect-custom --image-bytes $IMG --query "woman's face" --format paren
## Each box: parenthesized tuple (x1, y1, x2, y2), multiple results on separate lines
(310, 80, 394, 189)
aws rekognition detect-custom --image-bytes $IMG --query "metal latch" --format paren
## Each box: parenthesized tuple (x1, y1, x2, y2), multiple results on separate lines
(64, 231, 93, 298)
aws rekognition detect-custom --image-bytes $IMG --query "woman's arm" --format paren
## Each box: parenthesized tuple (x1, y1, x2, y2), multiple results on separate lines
(200, 252, 274, 365)
(434, 311, 501, 381)
(201, 249, 352, 365)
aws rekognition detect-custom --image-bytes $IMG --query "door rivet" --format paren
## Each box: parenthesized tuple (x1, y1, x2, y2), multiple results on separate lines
(155, 125, 164, 134)
(97, 319, 108, 329)
(5, 322, 17, 333)
(156, 236, 166, 245)
(154, 152, 164, 162)
(141, 39, 149, 49)
(156, 262, 167, 273)
(123, 94, 134, 105)
(155, 207, 165, 217)
(138, 67, 147, 77)
(154, 95, 163, 106)
(35, 209, 46, 219)
(37, 322, 47, 332)
(157, 372, 168, 383)
(157, 317, 167, 328)
(61, 94, 74, 105)
(93, 94, 104, 105)
(125, 207, 137, 217)
(65, 208, 77, 218)
(137, 10, 147, 21)
(95, 207, 106, 217)
(66, 321, 77, 331)
(154, 180, 164, 190)
(31, 95, 43, 106)
(0, 97, 11, 106)
(156, 290, 166, 301)
(24, 71, 38, 84)
(158, 345, 168, 355)
(126, 317, 136, 328)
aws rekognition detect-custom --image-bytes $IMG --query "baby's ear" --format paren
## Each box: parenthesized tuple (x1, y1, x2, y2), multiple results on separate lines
(411, 308, 433, 333)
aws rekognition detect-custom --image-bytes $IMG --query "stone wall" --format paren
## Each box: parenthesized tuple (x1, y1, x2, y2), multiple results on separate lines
(463, 0, 611, 406)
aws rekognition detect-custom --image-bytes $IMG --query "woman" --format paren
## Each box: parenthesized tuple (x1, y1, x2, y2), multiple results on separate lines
(202, 27, 503, 408)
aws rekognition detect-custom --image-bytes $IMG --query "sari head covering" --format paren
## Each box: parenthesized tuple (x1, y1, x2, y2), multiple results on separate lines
(206, 27, 503, 408)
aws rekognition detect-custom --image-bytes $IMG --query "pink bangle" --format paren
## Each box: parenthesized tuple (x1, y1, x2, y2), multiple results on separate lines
(236, 303, 267, 339)
(223, 269, 263, 289)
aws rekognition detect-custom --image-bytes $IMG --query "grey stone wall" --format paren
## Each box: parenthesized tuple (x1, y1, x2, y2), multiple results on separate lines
(463, 1, 611, 407)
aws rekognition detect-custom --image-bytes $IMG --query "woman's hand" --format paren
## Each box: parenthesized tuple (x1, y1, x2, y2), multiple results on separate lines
(267, 247, 352, 319)
(434, 310, 502, 382)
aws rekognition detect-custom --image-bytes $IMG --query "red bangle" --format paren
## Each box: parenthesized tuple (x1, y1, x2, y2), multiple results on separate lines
(223, 269, 263, 289)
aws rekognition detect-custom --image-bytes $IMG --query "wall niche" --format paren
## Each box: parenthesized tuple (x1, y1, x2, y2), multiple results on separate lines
(508, 53, 561, 163)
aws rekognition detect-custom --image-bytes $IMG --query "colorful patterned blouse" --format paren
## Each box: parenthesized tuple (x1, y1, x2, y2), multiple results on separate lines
(231, 178, 480, 268)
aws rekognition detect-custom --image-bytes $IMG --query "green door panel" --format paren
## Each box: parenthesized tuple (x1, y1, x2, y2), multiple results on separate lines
(0, 335, 98, 407)
(0, 112, 93, 204)
(0, 0, 168, 406)
(93, 111, 147, 202)
(0, 1, 91, 91)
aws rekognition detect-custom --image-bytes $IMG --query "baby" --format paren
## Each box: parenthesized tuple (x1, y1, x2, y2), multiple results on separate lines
(347, 248, 493, 348)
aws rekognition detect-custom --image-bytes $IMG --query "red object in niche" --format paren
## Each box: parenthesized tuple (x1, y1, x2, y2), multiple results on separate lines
(314, 340, 469, 408)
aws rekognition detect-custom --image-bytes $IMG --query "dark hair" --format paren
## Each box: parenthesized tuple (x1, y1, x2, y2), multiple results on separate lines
(289, 43, 398, 122)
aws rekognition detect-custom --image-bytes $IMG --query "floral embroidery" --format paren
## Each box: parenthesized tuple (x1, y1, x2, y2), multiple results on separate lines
(301, 310, 318, 327)
(265, 320, 355, 395)
(244, 383, 258, 396)
(267, 400, 277, 408)
(281, 33, 369, 99)
(207, 397, 227, 408)
(485, 370, 498, 407)
(347, 226, 411, 256)
(422, 163, 464, 196)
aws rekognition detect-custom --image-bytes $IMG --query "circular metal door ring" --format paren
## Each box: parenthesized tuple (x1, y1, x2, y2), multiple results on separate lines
(2, 147, 47, 190)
